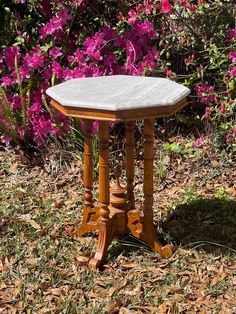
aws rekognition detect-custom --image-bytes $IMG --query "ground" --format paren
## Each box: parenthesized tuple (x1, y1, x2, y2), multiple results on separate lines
(0, 135, 236, 314)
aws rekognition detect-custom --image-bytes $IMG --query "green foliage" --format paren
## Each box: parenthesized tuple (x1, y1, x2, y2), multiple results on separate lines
(163, 142, 185, 156)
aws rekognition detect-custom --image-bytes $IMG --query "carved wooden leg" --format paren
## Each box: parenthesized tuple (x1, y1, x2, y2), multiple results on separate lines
(89, 121, 114, 269)
(126, 121, 135, 211)
(128, 119, 172, 257)
(73, 119, 99, 237)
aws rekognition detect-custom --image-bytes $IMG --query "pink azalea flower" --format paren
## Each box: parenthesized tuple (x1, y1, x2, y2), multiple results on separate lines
(73, 68, 84, 78)
(1, 77, 12, 87)
(228, 29, 236, 40)
(63, 68, 74, 81)
(117, 11, 125, 21)
(133, 22, 156, 38)
(228, 67, 236, 76)
(4, 46, 20, 70)
(1, 135, 12, 146)
(67, 55, 75, 63)
(49, 47, 63, 59)
(74, 49, 84, 62)
(18, 66, 30, 80)
(52, 127, 63, 137)
(128, 9, 137, 24)
(52, 61, 63, 78)
(144, 1, 153, 15)
(229, 52, 236, 63)
(226, 133, 232, 144)
(11, 95, 22, 111)
(194, 136, 205, 148)
(30, 103, 42, 114)
(43, 67, 53, 80)
(57, 8, 72, 23)
(24, 54, 44, 69)
(161, 0, 172, 13)
(136, 4, 144, 14)
(17, 126, 25, 140)
(204, 107, 211, 120)
(195, 84, 218, 105)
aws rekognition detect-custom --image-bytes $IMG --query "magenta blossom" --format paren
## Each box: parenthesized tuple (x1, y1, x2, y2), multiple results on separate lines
(1, 135, 12, 146)
(49, 47, 63, 59)
(24, 54, 44, 69)
(229, 52, 236, 63)
(228, 67, 236, 77)
(1, 77, 12, 87)
(195, 84, 218, 105)
(3, 46, 20, 70)
(161, 0, 172, 13)
(228, 29, 236, 40)
(194, 136, 205, 148)
(128, 9, 138, 24)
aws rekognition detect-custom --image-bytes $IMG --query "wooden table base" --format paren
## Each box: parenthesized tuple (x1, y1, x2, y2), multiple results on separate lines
(73, 119, 173, 270)
(73, 206, 173, 269)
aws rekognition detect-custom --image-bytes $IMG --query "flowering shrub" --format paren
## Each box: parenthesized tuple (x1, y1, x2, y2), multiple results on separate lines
(0, 0, 235, 151)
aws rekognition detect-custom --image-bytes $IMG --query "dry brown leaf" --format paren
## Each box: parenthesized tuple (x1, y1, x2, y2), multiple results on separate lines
(109, 287, 117, 297)
(210, 276, 221, 286)
(147, 267, 166, 274)
(63, 226, 75, 236)
(38, 308, 51, 314)
(121, 262, 138, 268)
(26, 257, 37, 265)
(105, 299, 122, 313)
(169, 284, 182, 293)
(158, 301, 167, 314)
(45, 288, 63, 297)
(29, 219, 41, 230)
(163, 155, 170, 165)
(0, 265, 8, 271)
(225, 187, 236, 196)
(118, 278, 128, 289)
(76, 256, 89, 263)
(17, 188, 25, 199)
(9, 163, 18, 174)
(220, 272, 228, 280)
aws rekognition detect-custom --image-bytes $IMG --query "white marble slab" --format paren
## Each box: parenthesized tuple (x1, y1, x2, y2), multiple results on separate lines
(46, 75, 190, 111)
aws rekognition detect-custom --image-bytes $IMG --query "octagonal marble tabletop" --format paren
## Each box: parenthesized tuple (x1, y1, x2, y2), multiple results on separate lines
(46, 75, 190, 112)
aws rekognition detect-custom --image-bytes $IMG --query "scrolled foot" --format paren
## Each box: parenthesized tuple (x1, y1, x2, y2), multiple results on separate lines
(160, 244, 173, 258)
(128, 209, 173, 258)
(72, 206, 99, 237)
(88, 256, 102, 270)
(88, 217, 115, 270)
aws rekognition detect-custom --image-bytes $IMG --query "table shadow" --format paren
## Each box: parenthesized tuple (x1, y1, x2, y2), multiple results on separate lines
(160, 198, 236, 254)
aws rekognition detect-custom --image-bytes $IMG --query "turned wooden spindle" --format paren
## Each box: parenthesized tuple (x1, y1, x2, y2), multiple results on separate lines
(98, 121, 110, 223)
(143, 119, 172, 257)
(125, 121, 135, 211)
(84, 119, 94, 208)
(89, 121, 114, 269)
(127, 119, 173, 258)
(143, 119, 154, 213)
(73, 119, 99, 237)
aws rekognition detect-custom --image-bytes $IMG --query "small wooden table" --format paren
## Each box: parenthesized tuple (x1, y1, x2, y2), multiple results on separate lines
(46, 75, 190, 269)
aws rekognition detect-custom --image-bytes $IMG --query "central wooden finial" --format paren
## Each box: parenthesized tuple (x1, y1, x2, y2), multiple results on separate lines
(109, 160, 128, 235)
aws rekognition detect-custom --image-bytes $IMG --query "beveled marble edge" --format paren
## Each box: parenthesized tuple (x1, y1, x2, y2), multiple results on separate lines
(46, 75, 191, 111)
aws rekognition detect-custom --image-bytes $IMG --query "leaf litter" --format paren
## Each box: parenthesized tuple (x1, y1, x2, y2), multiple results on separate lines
(0, 140, 236, 313)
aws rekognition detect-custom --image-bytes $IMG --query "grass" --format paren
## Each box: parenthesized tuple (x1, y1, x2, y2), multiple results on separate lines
(0, 144, 236, 313)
